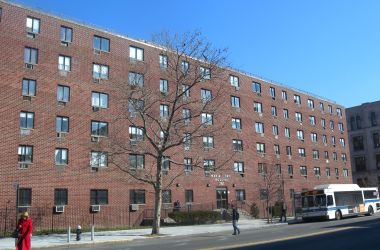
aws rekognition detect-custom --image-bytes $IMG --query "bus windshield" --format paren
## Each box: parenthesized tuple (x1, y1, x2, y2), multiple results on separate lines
(315, 195, 326, 207)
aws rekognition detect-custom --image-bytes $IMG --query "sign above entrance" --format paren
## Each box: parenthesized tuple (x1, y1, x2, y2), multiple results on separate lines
(210, 174, 231, 185)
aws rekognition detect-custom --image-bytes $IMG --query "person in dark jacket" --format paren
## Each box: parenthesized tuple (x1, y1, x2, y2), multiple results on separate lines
(280, 201, 287, 222)
(231, 205, 240, 235)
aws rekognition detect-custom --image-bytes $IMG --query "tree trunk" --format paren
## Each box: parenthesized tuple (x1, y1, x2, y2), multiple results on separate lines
(152, 157, 163, 235)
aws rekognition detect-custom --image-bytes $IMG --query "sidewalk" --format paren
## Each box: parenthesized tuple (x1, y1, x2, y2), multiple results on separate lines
(0, 219, 287, 249)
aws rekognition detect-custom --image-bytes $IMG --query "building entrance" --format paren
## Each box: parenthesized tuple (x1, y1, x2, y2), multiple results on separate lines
(216, 188, 228, 209)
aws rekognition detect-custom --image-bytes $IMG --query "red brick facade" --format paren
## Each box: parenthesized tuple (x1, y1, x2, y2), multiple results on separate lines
(0, 1, 352, 230)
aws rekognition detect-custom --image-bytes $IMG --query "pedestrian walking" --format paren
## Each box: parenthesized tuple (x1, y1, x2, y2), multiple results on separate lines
(231, 205, 240, 235)
(173, 200, 181, 212)
(16, 211, 33, 250)
(280, 201, 287, 222)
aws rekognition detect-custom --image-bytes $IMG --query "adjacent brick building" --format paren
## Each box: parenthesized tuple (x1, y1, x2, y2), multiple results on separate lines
(0, 0, 352, 230)
(346, 101, 380, 188)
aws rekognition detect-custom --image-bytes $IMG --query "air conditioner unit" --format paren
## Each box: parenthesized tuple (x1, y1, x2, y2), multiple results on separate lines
(130, 140, 138, 146)
(26, 32, 36, 39)
(94, 49, 101, 55)
(19, 163, 30, 169)
(184, 146, 190, 151)
(129, 112, 136, 118)
(23, 96, 32, 101)
(93, 78, 100, 84)
(92, 106, 100, 112)
(57, 101, 67, 106)
(257, 93, 262, 96)
(275, 135, 278, 139)
(259, 113, 263, 117)
(235, 86, 240, 91)
(129, 204, 139, 211)
(276, 154, 280, 159)
(55, 205, 65, 213)
(57, 132, 67, 138)
(25, 63, 34, 69)
(20, 129, 31, 136)
(91, 136, 100, 142)
(59, 70, 68, 77)
(61, 41, 69, 47)
(91, 205, 100, 212)
(260, 133, 264, 137)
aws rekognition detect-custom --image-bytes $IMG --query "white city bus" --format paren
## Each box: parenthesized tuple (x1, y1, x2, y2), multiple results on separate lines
(301, 184, 380, 220)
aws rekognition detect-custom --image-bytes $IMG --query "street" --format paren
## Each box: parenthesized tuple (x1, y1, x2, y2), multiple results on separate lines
(39, 214, 380, 250)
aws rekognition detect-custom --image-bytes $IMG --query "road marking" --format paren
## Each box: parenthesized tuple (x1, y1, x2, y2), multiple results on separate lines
(200, 226, 359, 250)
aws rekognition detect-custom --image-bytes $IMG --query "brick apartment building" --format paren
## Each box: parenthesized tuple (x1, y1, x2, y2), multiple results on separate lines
(346, 101, 380, 188)
(0, 1, 352, 230)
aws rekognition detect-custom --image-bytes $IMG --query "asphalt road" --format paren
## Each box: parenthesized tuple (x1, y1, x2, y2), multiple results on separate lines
(40, 214, 380, 250)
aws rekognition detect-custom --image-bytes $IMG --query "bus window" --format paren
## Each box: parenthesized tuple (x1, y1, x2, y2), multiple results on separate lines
(315, 195, 326, 206)
(327, 195, 334, 206)
(302, 197, 308, 208)
(307, 196, 315, 207)
(364, 190, 378, 199)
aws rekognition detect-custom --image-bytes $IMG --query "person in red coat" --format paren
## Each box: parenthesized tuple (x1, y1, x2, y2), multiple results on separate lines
(16, 211, 33, 250)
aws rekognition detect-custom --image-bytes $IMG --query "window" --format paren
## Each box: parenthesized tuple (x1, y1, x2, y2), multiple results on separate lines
(286, 146, 292, 156)
(272, 125, 279, 136)
(321, 119, 326, 129)
(341, 153, 347, 162)
(232, 139, 243, 151)
(255, 122, 264, 134)
(60, 26, 72, 43)
(56, 116, 69, 133)
(271, 106, 277, 116)
(26, 16, 40, 33)
(58, 55, 71, 71)
(19, 112, 34, 129)
(160, 104, 169, 118)
(201, 89, 212, 103)
(91, 121, 108, 137)
(282, 90, 287, 101)
(288, 165, 293, 175)
(18, 145, 33, 163)
(338, 123, 344, 132)
(200, 67, 211, 79)
(54, 189, 68, 206)
(18, 188, 32, 207)
(230, 75, 239, 87)
(181, 61, 189, 74)
(232, 118, 241, 130)
(254, 102, 263, 113)
(319, 102, 324, 112)
(183, 109, 191, 124)
(300, 166, 307, 176)
(283, 109, 289, 119)
(90, 151, 108, 168)
(314, 167, 321, 176)
(130, 190, 145, 204)
(297, 130, 304, 140)
(337, 108, 342, 117)
(57, 85, 70, 103)
(22, 79, 36, 96)
(182, 85, 190, 99)
(326, 168, 331, 177)
(307, 99, 314, 109)
(373, 133, 380, 148)
(311, 133, 318, 143)
(236, 190, 246, 201)
(90, 189, 108, 205)
(129, 154, 144, 169)
(356, 115, 362, 129)
(309, 116, 316, 126)
(234, 162, 244, 174)
(339, 138, 345, 147)
(91, 92, 108, 108)
(298, 148, 305, 157)
(159, 55, 168, 69)
(295, 112, 302, 122)
(128, 99, 144, 114)
(24, 47, 38, 64)
(231, 96, 240, 108)
(330, 120, 334, 130)
(285, 128, 290, 138)
(274, 144, 280, 155)
(312, 150, 319, 159)
(355, 156, 366, 172)
(129, 46, 143, 61)
(204, 159, 215, 172)
(371, 112, 377, 126)
(201, 113, 213, 125)
(333, 152, 337, 161)
(93, 63, 109, 79)
(128, 72, 144, 87)
(55, 148, 68, 165)
(183, 133, 191, 149)
(256, 143, 265, 154)
(331, 136, 336, 145)
(328, 105, 333, 114)
(335, 168, 339, 177)
(324, 151, 329, 160)
(258, 163, 267, 175)
(294, 95, 301, 105)
(269, 87, 276, 99)
(203, 136, 214, 148)
(185, 190, 194, 203)
(0, 7, 2, 22)
(159, 79, 168, 94)
(129, 126, 144, 141)
(184, 158, 192, 172)
(252, 82, 261, 93)
(162, 190, 172, 204)
(343, 169, 349, 177)
(93, 35, 110, 52)
(322, 135, 327, 144)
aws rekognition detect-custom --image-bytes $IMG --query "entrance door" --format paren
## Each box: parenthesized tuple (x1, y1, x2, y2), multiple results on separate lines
(216, 188, 228, 209)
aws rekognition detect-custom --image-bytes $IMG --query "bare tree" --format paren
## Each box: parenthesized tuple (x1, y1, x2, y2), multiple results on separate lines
(98, 31, 229, 234)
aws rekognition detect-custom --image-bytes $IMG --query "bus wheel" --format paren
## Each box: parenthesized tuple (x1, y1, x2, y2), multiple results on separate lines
(368, 206, 374, 216)
(335, 210, 342, 220)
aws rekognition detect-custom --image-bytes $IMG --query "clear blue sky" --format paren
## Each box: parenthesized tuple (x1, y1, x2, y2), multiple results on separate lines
(13, 0, 380, 108)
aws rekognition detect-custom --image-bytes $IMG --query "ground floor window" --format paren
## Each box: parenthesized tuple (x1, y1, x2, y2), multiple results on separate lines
(90, 189, 108, 205)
